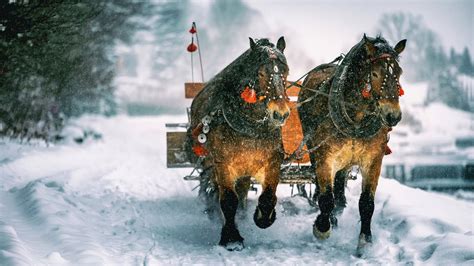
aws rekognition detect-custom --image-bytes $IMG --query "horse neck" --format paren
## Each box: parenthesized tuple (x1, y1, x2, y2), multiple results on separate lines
(339, 52, 373, 121)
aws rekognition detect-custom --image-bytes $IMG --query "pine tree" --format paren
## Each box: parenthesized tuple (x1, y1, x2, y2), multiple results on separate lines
(377, 12, 442, 82)
(0, 0, 148, 140)
(459, 47, 473, 76)
(426, 70, 470, 111)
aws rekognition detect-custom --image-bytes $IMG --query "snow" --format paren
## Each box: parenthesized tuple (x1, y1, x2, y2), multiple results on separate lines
(1, 115, 473, 265)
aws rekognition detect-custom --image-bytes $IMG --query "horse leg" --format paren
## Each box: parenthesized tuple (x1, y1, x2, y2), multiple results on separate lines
(334, 169, 348, 215)
(235, 176, 251, 210)
(235, 176, 251, 220)
(309, 149, 320, 206)
(218, 182, 244, 251)
(357, 155, 383, 254)
(313, 161, 335, 239)
(253, 168, 279, 229)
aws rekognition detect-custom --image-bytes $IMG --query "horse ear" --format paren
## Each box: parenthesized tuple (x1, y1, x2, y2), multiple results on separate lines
(394, 39, 407, 55)
(363, 33, 376, 56)
(249, 37, 257, 50)
(277, 36, 286, 53)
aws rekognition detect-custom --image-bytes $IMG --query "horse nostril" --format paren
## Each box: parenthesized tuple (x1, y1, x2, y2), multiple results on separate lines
(273, 111, 283, 122)
(386, 113, 401, 126)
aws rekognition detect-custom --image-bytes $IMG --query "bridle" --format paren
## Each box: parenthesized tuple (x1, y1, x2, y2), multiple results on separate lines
(194, 46, 290, 146)
(241, 56, 289, 105)
(362, 53, 402, 101)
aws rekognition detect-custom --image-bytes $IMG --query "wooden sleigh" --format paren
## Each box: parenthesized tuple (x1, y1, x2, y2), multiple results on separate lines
(166, 82, 316, 184)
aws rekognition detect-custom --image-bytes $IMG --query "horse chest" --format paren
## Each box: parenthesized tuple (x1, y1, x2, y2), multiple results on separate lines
(318, 134, 386, 168)
(208, 130, 282, 178)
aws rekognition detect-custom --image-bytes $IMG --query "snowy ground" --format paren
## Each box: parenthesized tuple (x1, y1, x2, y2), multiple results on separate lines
(1, 115, 473, 265)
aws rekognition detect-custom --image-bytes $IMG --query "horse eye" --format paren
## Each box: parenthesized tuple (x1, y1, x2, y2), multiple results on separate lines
(372, 72, 378, 78)
(258, 72, 265, 78)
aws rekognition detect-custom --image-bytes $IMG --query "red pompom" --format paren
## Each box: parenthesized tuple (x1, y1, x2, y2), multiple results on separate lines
(399, 86, 405, 96)
(240, 86, 257, 103)
(193, 145, 208, 157)
(362, 88, 371, 99)
(187, 42, 197, 53)
(385, 145, 392, 155)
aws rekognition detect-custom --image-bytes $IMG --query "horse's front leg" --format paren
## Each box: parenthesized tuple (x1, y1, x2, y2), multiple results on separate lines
(254, 165, 279, 229)
(357, 154, 383, 254)
(313, 160, 335, 239)
(217, 170, 244, 251)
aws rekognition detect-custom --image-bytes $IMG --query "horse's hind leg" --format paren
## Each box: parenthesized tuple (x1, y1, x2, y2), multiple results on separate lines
(313, 161, 335, 239)
(218, 184, 244, 251)
(334, 169, 348, 215)
(253, 168, 279, 229)
(235, 176, 251, 211)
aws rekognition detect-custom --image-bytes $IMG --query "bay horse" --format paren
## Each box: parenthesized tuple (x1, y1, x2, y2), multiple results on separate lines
(187, 37, 290, 251)
(297, 35, 406, 253)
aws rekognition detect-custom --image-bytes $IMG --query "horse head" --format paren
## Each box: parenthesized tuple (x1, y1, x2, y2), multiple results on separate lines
(242, 37, 290, 127)
(361, 35, 406, 127)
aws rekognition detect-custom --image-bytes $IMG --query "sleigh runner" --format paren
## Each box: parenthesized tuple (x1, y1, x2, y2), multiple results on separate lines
(166, 81, 315, 184)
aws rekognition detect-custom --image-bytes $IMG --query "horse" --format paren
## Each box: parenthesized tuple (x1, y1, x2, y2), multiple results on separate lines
(297, 35, 406, 253)
(187, 37, 290, 251)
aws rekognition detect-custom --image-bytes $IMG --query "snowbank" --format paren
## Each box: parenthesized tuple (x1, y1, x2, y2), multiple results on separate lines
(0, 115, 472, 265)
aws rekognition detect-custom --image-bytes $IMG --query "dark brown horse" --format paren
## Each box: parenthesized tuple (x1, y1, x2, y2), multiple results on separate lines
(297, 35, 406, 253)
(187, 37, 290, 251)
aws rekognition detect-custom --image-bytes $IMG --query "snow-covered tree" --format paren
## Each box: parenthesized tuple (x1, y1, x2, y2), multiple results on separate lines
(459, 47, 473, 76)
(0, 0, 148, 140)
(376, 12, 442, 82)
(425, 69, 470, 111)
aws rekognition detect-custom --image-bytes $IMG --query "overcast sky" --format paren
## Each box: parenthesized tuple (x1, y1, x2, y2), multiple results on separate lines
(243, 0, 472, 76)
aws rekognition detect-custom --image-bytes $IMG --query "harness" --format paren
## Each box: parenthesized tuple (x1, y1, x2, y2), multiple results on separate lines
(191, 47, 289, 157)
(284, 53, 403, 163)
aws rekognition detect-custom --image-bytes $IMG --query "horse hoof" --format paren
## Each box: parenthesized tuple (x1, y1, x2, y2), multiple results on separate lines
(253, 206, 276, 229)
(313, 223, 331, 239)
(356, 233, 373, 257)
(220, 240, 245, 251)
(219, 224, 244, 251)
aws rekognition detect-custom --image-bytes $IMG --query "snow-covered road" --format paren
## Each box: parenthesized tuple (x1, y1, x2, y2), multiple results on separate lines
(0, 116, 473, 265)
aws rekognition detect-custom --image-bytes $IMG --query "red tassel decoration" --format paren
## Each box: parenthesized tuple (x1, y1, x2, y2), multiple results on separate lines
(399, 86, 405, 96)
(362, 88, 371, 99)
(189, 26, 197, 34)
(187, 42, 197, 53)
(193, 145, 208, 157)
(385, 145, 392, 155)
(240, 86, 257, 103)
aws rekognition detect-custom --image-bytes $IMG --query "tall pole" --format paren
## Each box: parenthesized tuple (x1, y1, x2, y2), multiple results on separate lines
(193, 22, 205, 82)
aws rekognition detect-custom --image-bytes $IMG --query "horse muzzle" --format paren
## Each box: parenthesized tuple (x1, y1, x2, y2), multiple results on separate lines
(271, 109, 290, 126)
(384, 112, 401, 127)
(379, 101, 401, 127)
